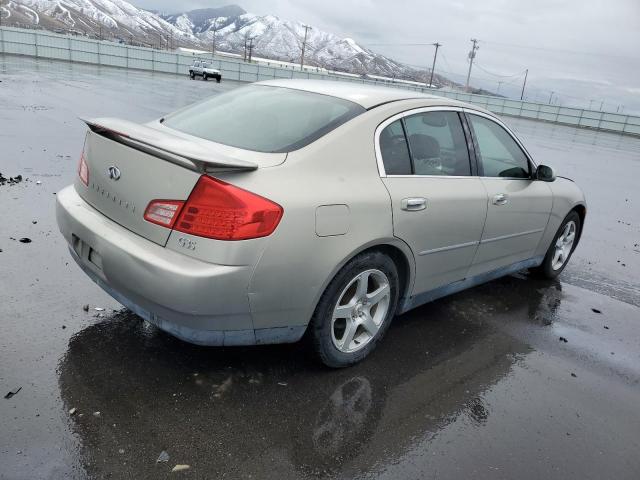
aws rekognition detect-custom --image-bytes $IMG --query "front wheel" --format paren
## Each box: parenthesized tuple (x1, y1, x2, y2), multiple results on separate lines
(202, 73, 208, 81)
(309, 251, 399, 368)
(189, 71, 195, 79)
(532, 211, 581, 279)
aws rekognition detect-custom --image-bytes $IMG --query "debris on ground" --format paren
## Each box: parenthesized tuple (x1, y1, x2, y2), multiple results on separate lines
(559, 337, 568, 343)
(571, 373, 577, 378)
(36, 181, 42, 185)
(32, 220, 37, 224)
(93, 411, 101, 417)
(604, 325, 610, 330)
(118, 449, 125, 454)
(592, 308, 602, 314)
(94, 307, 105, 311)
(4, 387, 22, 399)
(19, 238, 32, 243)
(156, 451, 170, 463)
(0, 173, 23, 186)
(171, 464, 190, 472)
(82, 304, 89, 312)
(277, 382, 288, 386)
(69, 407, 77, 415)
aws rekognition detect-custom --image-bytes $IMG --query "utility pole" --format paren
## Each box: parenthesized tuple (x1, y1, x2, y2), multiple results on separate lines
(243, 36, 247, 61)
(588, 99, 594, 110)
(599, 100, 604, 111)
(428, 42, 441, 88)
(465, 38, 479, 91)
(300, 24, 312, 71)
(497, 81, 503, 94)
(548, 91, 554, 104)
(520, 69, 528, 100)
(248, 37, 254, 62)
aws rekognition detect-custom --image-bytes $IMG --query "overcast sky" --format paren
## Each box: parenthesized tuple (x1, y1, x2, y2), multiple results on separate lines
(132, 0, 640, 113)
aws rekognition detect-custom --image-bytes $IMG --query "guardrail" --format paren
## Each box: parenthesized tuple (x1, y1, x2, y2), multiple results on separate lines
(1, 26, 638, 137)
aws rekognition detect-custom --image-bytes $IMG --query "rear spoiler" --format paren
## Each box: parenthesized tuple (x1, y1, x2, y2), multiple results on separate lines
(81, 117, 259, 172)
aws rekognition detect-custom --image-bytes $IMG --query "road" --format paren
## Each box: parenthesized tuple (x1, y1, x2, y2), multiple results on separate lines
(1, 56, 639, 480)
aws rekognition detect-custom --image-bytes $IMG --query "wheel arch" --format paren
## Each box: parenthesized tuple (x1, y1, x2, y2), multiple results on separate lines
(311, 238, 416, 319)
(571, 203, 586, 243)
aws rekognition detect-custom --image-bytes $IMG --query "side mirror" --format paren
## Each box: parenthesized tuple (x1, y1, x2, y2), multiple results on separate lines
(536, 164, 556, 182)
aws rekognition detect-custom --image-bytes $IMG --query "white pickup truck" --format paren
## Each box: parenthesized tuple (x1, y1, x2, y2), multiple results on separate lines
(188, 60, 222, 83)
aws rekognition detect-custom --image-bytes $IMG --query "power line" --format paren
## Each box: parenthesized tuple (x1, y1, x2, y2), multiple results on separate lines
(473, 63, 527, 78)
(481, 39, 638, 61)
(365, 42, 443, 47)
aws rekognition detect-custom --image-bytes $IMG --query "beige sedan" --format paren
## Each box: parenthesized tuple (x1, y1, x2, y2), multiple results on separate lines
(56, 80, 586, 367)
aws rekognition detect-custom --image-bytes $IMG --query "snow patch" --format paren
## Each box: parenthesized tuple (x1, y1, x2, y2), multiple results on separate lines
(344, 37, 365, 54)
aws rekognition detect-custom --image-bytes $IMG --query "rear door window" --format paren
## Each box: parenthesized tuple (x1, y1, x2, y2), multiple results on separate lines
(403, 111, 471, 176)
(378, 110, 472, 176)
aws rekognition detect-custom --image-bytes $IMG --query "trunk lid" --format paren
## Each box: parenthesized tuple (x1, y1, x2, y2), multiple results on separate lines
(76, 118, 285, 246)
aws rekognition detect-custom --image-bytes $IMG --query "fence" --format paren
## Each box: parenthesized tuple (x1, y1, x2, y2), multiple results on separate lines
(1, 26, 639, 137)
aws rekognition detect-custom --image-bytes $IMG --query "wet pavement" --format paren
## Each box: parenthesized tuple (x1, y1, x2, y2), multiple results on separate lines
(1, 56, 639, 479)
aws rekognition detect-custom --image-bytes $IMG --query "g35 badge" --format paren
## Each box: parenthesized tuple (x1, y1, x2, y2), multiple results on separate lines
(178, 237, 197, 251)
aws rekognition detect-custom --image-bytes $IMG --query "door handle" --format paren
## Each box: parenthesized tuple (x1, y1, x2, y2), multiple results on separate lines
(401, 197, 427, 211)
(492, 193, 508, 206)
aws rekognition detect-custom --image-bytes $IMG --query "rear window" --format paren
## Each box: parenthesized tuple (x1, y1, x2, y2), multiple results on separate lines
(163, 85, 366, 153)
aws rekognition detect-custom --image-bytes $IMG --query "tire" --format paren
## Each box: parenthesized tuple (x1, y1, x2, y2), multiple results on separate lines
(202, 73, 208, 81)
(532, 210, 581, 279)
(215, 75, 221, 83)
(189, 71, 195, 79)
(309, 251, 400, 368)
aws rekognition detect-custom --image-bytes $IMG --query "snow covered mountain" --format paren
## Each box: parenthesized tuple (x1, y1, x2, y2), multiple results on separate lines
(162, 6, 429, 79)
(2, 0, 198, 47)
(0, 1, 452, 84)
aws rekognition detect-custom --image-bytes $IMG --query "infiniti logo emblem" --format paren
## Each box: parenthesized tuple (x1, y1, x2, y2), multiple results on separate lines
(107, 166, 121, 181)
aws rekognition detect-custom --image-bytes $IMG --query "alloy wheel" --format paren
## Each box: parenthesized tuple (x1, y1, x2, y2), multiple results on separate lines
(551, 220, 577, 270)
(331, 269, 391, 353)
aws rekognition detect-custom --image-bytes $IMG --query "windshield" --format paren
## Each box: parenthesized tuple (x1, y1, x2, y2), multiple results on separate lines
(162, 85, 366, 153)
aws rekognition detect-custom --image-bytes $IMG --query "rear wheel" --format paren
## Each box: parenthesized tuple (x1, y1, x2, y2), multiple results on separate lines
(215, 75, 221, 83)
(310, 251, 399, 368)
(532, 211, 581, 279)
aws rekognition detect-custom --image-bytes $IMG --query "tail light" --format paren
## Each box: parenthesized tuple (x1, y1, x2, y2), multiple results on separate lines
(144, 200, 184, 228)
(78, 153, 89, 186)
(144, 175, 283, 241)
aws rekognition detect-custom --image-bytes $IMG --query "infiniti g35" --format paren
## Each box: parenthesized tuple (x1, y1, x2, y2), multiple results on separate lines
(56, 80, 586, 367)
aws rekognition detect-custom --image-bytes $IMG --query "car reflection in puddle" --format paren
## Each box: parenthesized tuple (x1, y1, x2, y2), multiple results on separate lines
(57, 274, 562, 478)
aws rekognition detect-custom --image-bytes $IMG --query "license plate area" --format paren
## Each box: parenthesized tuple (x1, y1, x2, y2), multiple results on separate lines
(72, 234, 103, 270)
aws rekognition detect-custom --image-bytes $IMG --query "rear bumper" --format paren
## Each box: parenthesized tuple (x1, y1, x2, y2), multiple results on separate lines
(56, 185, 305, 346)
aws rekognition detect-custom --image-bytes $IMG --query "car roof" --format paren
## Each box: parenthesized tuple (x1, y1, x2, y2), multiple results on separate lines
(256, 79, 483, 111)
